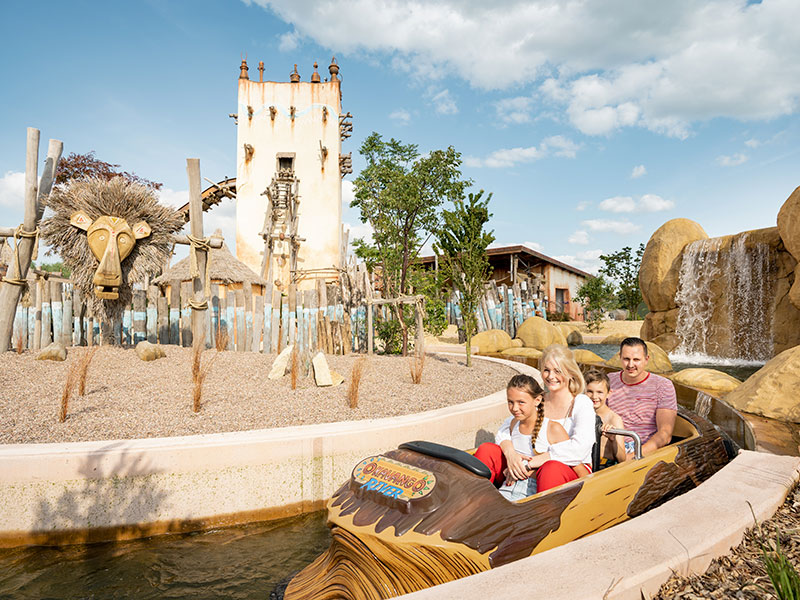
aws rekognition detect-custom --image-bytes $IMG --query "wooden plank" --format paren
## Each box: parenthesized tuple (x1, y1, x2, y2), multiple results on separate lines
(61, 287, 72, 347)
(210, 283, 221, 348)
(40, 276, 52, 348)
(226, 289, 235, 350)
(133, 289, 146, 344)
(235, 288, 246, 352)
(253, 295, 265, 353)
(169, 281, 181, 345)
(307, 289, 318, 354)
(28, 280, 37, 349)
(270, 289, 280, 353)
(146, 285, 159, 343)
(122, 309, 132, 345)
(367, 301, 373, 355)
(287, 283, 297, 348)
(281, 297, 289, 350)
(157, 295, 169, 345)
(415, 300, 425, 355)
(243, 282, 253, 352)
(50, 280, 63, 345)
(180, 281, 193, 347)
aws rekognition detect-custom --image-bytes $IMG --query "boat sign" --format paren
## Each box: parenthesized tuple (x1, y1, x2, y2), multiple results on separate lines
(352, 456, 436, 501)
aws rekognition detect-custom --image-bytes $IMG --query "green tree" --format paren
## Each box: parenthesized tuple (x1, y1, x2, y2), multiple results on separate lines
(434, 191, 494, 366)
(575, 275, 615, 333)
(599, 243, 645, 318)
(352, 132, 470, 354)
(56, 151, 162, 190)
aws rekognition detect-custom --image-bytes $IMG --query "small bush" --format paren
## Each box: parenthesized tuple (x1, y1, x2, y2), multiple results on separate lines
(78, 346, 99, 396)
(215, 325, 229, 352)
(192, 342, 222, 412)
(59, 361, 80, 422)
(347, 357, 368, 408)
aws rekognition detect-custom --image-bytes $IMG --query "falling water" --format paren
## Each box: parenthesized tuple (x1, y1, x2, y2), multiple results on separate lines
(674, 234, 774, 361)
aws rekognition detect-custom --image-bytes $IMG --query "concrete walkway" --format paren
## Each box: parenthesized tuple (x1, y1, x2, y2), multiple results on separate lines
(401, 451, 800, 600)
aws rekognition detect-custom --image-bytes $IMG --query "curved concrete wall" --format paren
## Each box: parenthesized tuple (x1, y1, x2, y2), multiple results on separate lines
(0, 355, 536, 547)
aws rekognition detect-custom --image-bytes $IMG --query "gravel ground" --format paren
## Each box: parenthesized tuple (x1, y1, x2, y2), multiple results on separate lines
(655, 482, 800, 599)
(0, 347, 516, 445)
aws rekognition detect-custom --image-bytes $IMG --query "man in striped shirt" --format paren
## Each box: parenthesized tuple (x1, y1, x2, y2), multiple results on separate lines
(606, 337, 677, 457)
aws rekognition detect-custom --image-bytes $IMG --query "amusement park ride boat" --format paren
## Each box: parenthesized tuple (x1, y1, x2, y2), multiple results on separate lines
(282, 406, 737, 600)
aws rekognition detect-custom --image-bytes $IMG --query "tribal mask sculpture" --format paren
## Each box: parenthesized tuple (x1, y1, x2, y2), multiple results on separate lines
(41, 177, 184, 323)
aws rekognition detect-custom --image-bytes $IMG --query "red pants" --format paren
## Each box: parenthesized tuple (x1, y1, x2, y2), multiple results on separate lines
(474, 442, 583, 493)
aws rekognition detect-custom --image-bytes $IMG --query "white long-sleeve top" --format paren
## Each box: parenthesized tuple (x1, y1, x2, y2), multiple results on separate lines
(495, 394, 596, 466)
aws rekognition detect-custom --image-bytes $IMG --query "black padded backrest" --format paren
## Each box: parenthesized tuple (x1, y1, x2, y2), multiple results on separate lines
(399, 441, 492, 479)
(591, 414, 603, 472)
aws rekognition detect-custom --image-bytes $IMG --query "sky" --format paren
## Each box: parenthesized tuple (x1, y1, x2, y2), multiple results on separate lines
(1, 0, 799, 274)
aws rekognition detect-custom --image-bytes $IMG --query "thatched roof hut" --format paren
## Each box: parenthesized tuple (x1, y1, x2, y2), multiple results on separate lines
(154, 230, 267, 294)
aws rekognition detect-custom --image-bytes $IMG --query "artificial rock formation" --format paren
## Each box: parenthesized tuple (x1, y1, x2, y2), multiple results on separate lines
(499, 347, 543, 359)
(639, 219, 708, 312)
(600, 333, 628, 346)
(723, 346, 800, 422)
(777, 185, 800, 313)
(651, 333, 680, 354)
(37, 342, 66, 361)
(556, 323, 583, 346)
(572, 349, 604, 365)
(515, 317, 567, 350)
(472, 329, 514, 353)
(605, 341, 672, 373)
(668, 368, 741, 397)
(269, 344, 294, 379)
(135, 341, 165, 361)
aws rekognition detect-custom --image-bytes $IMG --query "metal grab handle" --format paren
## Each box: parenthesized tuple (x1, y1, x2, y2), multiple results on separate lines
(604, 428, 643, 460)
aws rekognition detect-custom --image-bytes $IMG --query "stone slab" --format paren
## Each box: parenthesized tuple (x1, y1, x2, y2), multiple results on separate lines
(268, 343, 294, 379)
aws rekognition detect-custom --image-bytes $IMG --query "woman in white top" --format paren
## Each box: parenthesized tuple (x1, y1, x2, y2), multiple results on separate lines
(501, 344, 596, 493)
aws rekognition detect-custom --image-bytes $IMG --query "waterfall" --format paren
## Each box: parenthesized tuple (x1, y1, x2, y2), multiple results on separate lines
(674, 234, 774, 360)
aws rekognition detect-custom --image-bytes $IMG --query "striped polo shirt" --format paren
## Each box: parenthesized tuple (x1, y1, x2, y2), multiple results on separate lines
(607, 371, 677, 443)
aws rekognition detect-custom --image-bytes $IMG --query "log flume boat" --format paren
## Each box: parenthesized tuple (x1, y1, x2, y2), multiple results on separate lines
(282, 407, 735, 600)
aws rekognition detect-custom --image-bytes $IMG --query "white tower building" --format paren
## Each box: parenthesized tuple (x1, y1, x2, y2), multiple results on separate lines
(235, 58, 352, 292)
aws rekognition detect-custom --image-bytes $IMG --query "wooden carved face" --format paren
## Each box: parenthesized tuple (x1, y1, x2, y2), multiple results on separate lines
(70, 211, 151, 299)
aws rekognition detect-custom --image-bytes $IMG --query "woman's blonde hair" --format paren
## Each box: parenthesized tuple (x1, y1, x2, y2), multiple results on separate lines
(539, 344, 585, 396)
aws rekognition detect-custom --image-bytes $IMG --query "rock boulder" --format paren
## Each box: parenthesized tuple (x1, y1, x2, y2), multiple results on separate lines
(500, 347, 543, 360)
(269, 344, 294, 380)
(472, 329, 514, 353)
(516, 317, 567, 350)
(724, 346, 800, 422)
(37, 342, 67, 361)
(605, 341, 672, 373)
(777, 185, 800, 260)
(640, 219, 708, 312)
(135, 341, 165, 361)
(312, 352, 333, 386)
(652, 333, 680, 353)
(669, 368, 741, 397)
(572, 349, 605, 365)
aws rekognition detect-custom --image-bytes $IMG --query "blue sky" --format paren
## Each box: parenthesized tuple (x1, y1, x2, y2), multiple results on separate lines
(1, 0, 798, 273)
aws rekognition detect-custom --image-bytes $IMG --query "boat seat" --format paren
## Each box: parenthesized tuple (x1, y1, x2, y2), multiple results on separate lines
(399, 441, 492, 479)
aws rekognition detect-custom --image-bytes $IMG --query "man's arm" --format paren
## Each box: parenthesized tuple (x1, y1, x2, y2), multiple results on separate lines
(641, 408, 676, 456)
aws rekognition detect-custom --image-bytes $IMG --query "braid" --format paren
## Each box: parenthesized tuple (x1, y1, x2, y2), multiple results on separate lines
(531, 400, 545, 450)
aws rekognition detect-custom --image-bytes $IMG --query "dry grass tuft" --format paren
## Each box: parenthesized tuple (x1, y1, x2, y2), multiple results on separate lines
(78, 346, 99, 396)
(59, 360, 80, 423)
(409, 352, 425, 384)
(215, 325, 229, 352)
(290, 346, 299, 390)
(347, 357, 369, 408)
(191, 341, 222, 412)
(14, 330, 24, 355)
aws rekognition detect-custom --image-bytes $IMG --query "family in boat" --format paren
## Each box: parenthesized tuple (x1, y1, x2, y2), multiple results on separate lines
(475, 336, 677, 500)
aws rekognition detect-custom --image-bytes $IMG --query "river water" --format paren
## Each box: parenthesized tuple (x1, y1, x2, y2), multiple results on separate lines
(0, 512, 330, 599)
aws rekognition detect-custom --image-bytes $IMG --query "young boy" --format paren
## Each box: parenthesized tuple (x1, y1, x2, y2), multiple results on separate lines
(584, 369, 628, 465)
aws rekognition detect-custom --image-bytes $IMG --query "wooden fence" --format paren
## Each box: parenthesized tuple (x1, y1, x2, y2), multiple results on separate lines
(10, 268, 547, 354)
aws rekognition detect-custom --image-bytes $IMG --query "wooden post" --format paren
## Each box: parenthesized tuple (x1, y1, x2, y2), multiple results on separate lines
(180, 281, 193, 347)
(367, 299, 374, 355)
(50, 280, 63, 345)
(40, 277, 52, 348)
(235, 288, 246, 352)
(157, 294, 169, 344)
(281, 296, 289, 350)
(415, 297, 425, 355)
(288, 284, 297, 348)
(226, 289, 235, 350)
(253, 294, 265, 353)
(270, 288, 280, 353)
(28, 280, 37, 349)
(308, 288, 318, 354)
(62, 285, 72, 347)
(243, 282, 253, 352)
(0, 131, 62, 352)
(74, 288, 85, 346)
(133, 289, 146, 344)
(146, 285, 159, 343)
(186, 158, 208, 350)
(169, 281, 181, 345)
(262, 283, 272, 354)
(122, 309, 132, 345)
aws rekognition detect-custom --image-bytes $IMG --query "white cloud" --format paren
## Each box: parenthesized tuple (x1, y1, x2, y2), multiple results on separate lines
(0, 171, 24, 208)
(278, 30, 301, 52)
(576, 200, 590, 211)
(639, 193, 674, 212)
(716, 153, 748, 167)
(568, 230, 589, 245)
(389, 108, 411, 124)
(581, 219, 640, 234)
(468, 135, 580, 168)
(156, 187, 189, 209)
(631, 164, 647, 178)
(249, 0, 800, 137)
(341, 179, 355, 207)
(344, 221, 373, 245)
(744, 138, 761, 149)
(430, 89, 458, 115)
(553, 249, 604, 274)
(523, 240, 543, 252)
(494, 96, 535, 124)
(598, 196, 636, 213)
(598, 193, 674, 213)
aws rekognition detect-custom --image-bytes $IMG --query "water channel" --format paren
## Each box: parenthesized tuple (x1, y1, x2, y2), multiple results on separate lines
(0, 512, 330, 599)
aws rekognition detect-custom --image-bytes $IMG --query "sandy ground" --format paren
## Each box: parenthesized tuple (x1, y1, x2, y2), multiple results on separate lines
(0, 346, 516, 445)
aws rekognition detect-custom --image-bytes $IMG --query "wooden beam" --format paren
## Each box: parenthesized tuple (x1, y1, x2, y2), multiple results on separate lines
(186, 158, 208, 350)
